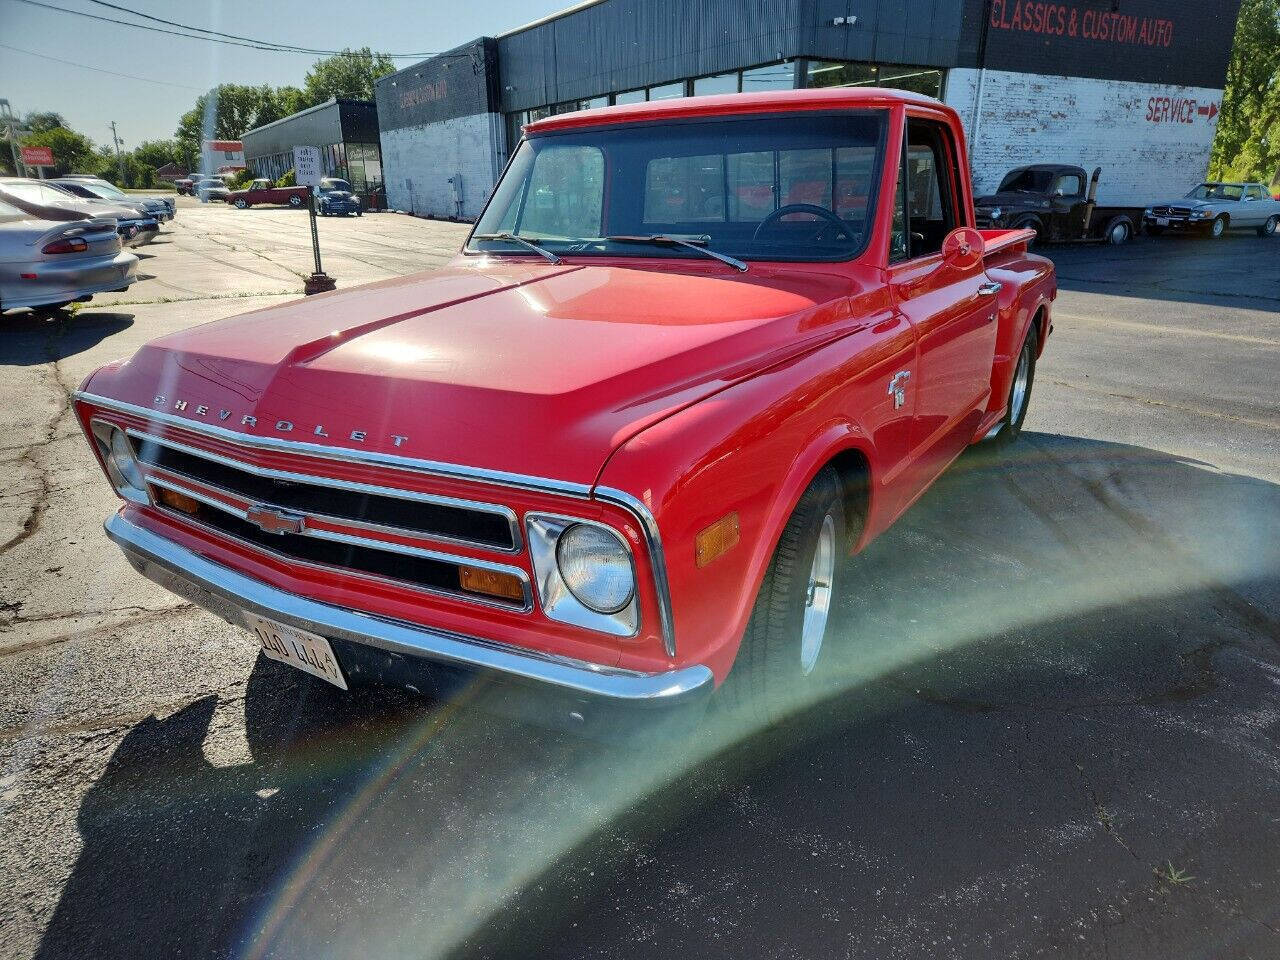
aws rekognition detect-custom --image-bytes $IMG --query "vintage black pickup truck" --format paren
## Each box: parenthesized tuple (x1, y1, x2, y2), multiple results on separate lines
(974, 164, 1139, 245)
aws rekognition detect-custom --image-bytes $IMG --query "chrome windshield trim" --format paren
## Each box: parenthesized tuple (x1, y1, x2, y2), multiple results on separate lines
(146, 476, 533, 613)
(105, 512, 712, 702)
(76, 392, 593, 498)
(129, 428, 523, 553)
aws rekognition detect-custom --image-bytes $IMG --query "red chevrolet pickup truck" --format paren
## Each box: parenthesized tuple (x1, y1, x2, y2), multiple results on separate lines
(225, 179, 310, 209)
(74, 89, 1055, 723)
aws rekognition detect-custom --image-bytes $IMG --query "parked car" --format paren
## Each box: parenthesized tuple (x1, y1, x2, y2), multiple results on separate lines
(1144, 182, 1280, 238)
(73, 88, 1055, 725)
(0, 197, 137, 313)
(51, 177, 175, 223)
(974, 164, 1137, 244)
(316, 178, 361, 216)
(195, 177, 231, 203)
(0, 178, 159, 246)
(225, 178, 310, 209)
(175, 175, 199, 196)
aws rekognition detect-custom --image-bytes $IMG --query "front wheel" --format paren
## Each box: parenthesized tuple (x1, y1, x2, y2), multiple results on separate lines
(289, 195, 303, 208)
(1258, 215, 1278, 238)
(1207, 215, 1228, 238)
(992, 324, 1039, 447)
(233, 198, 248, 209)
(728, 465, 849, 723)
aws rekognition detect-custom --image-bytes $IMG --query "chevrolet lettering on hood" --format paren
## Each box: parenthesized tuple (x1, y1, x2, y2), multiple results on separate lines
(152, 395, 408, 446)
(73, 87, 1057, 719)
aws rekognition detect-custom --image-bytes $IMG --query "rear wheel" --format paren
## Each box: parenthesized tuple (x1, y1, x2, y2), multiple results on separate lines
(233, 198, 248, 209)
(1258, 215, 1278, 238)
(289, 195, 303, 208)
(992, 324, 1039, 446)
(728, 466, 849, 724)
(1104, 216, 1132, 245)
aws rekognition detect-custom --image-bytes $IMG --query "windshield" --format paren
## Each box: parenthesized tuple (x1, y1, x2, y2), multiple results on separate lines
(469, 112, 887, 262)
(1186, 182, 1243, 200)
(997, 168, 1056, 193)
(321, 179, 352, 192)
(86, 181, 127, 199)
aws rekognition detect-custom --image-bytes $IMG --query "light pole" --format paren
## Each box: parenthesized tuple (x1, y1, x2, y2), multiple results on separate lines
(109, 121, 125, 184)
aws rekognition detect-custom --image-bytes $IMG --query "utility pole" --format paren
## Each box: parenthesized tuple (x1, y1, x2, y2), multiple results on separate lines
(109, 121, 125, 184)
(0, 99, 23, 177)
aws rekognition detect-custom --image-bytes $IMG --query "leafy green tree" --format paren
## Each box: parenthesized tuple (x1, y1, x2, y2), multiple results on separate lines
(21, 126, 98, 176)
(303, 48, 394, 104)
(22, 111, 68, 134)
(1210, 0, 1280, 183)
(175, 84, 273, 159)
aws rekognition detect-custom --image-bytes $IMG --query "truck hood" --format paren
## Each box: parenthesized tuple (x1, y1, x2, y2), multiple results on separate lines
(85, 260, 855, 486)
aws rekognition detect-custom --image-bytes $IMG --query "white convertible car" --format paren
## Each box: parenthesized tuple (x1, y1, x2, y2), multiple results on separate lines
(1144, 182, 1280, 238)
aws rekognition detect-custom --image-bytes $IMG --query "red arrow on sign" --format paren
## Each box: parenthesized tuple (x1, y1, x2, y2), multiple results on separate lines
(1197, 102, 1219, 120)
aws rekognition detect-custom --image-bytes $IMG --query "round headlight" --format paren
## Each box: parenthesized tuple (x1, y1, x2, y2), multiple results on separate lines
(989, 206, 1002, 220)
(555, 524, 634, 613)
(108, 429, 145, 492)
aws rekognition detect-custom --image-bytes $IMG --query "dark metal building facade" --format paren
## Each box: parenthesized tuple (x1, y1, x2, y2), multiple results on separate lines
(242, 98, 382, 188)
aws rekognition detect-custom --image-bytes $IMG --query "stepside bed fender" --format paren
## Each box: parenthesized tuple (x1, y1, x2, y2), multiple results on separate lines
(979, 248, 1056, 423)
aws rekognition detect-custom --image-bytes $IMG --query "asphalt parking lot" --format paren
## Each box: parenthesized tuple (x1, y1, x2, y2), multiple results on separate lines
(1, 198, 1277, 959)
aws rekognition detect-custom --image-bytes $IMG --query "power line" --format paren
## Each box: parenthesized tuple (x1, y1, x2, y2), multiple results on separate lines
(0, 41, 205, 91)
(8, 0, 452, 59)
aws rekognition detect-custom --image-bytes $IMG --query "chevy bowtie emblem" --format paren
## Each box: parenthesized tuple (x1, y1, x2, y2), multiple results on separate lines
(246, 505, 305, 535)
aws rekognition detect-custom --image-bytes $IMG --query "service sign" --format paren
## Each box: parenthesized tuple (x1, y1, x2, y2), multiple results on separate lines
(292, 145, 322, 187)
(20, 146, 54, 166)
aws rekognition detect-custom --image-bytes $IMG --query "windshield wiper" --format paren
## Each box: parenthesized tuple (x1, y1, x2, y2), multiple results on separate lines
(604, 234, 748, 272)
(473, 232, 562, 265)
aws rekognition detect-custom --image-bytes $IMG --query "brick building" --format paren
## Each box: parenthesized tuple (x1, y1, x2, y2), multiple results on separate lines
(377, 0, 1239, 220)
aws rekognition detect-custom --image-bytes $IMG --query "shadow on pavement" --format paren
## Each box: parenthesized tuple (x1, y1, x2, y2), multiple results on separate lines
(0, 311, 134, 366)
(33, 434, 1280, 960)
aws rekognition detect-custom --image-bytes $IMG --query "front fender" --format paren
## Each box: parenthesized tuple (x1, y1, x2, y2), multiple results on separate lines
(594, 341, 887, 683)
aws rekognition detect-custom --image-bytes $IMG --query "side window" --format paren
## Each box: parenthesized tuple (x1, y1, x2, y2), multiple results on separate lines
(1245, 185, 1265, 201)
(517, 145, 604, 238)
(889, 148, 909, 263)
(1056, 174, 1084, 196)
(904, 119, 959, 257)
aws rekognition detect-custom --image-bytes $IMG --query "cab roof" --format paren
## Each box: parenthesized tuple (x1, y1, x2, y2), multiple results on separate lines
(525, 86, 952, 135)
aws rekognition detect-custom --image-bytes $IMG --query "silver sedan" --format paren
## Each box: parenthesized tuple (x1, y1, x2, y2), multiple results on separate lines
(0, 198, 138, 313)
(1144, 182, 1280, 238)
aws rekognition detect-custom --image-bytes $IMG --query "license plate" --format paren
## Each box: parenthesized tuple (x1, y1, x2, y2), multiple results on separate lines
(244, 612, 348, 689)
(1156, 217, 1169, 226)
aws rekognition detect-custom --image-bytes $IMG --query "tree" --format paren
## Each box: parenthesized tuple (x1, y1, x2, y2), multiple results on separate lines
(21, 126, 99, 176)
(303, 48, 394, 104)
(1210, 0, 1280, 183)
(23, 111, 68, 134)
(175, 84, 273, 158)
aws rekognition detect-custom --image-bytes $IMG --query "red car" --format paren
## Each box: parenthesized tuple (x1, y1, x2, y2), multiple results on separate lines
(73, 88, 1054, 725)
(225, 179, 310, 209)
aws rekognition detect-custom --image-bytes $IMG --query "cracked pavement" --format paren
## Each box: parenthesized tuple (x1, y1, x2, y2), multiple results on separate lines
(0, 201, 1277, 959)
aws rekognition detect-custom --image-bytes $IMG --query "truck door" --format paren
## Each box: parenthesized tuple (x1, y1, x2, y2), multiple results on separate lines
(888, 117, 999, 491)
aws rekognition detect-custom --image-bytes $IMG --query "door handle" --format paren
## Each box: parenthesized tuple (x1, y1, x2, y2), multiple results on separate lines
(978, 281, 1003, 296)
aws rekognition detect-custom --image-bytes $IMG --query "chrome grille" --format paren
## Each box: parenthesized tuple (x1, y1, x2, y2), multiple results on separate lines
(131, 431, 520, 551)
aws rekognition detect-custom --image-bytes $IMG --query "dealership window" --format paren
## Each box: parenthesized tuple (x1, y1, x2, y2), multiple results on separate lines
(614, 89, 646, 105)
(648, 81, 685, 101)
(740, 61, 796, 92)
(879, 65, 944, 98)
(694, 72, 738, 95)
(804, 60, 943, 99)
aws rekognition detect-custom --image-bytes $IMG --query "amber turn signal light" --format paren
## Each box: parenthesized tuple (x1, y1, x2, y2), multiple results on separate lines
(459, 565, 525, 602)
(695, 512, 740, 568)
(153, 485, 200, 515)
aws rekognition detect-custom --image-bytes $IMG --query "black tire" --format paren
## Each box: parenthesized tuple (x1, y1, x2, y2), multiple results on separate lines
(233, 198, 248, 209)
(992, 323, 1039, 447)
(1011, 215, 1043, 245)
(1257, 215, 1278, 238)
(728, 465, 849, 724)
(1103, 216, 1132, 245)
(1207, 215, 1228, 238)
(288, 195, 303, 208)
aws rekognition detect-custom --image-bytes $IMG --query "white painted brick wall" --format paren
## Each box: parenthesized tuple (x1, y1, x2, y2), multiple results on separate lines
(945, 69, 1223, 208)
(380, 113, 505, 220)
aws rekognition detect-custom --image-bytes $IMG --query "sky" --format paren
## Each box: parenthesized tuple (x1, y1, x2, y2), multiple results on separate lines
(0, 0, 566, 147)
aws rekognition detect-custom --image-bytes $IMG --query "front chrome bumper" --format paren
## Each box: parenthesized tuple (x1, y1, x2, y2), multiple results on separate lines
(105, 512, 713, 704)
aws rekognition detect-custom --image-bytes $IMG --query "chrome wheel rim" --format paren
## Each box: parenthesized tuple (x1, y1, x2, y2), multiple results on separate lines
(1267, 218, 1277, 235)
(1213, 218, 1225, 236)
(800, 514, 836, 675)
(1010, 343, 1031, 424)
(1111, 222, 1127, 244)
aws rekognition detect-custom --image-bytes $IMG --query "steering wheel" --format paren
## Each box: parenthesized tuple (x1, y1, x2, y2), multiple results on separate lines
(752, 203, 858, 243)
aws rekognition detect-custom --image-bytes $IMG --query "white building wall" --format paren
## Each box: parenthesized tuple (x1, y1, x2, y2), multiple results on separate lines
(380, 113, 504, 220)
(945, 68, 1223, 207)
